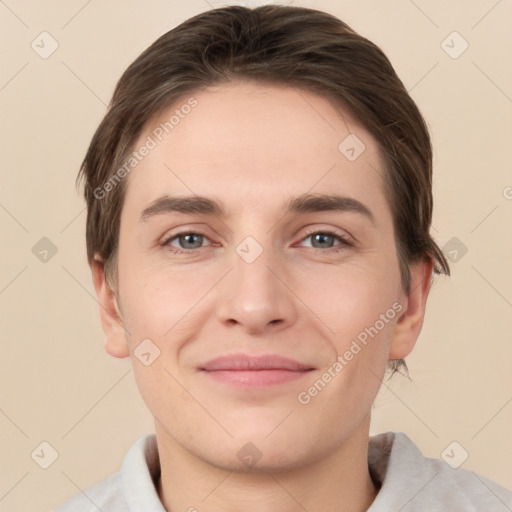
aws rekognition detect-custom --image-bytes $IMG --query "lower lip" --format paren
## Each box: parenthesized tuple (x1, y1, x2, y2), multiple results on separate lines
(201, 369, 312, 387)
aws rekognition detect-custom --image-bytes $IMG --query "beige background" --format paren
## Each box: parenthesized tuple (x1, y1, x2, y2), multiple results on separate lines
(0, 0, 511, 510)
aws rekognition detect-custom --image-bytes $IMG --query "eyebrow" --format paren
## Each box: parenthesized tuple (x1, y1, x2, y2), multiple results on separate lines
(140, 193, 376, 225)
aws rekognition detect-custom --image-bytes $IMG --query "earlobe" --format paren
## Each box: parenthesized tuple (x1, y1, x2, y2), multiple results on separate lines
(91, 254, 130, 358)
(389, 258, 434, 360)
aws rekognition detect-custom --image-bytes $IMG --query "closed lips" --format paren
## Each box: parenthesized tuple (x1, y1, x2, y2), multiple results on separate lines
(199, 354, 314, 372)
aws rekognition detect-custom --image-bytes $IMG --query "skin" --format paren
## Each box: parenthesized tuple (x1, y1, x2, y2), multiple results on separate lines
(93, 80, 432, 512)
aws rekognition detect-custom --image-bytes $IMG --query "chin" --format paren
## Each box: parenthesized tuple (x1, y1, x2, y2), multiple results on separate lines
(203, 444, 311, 474)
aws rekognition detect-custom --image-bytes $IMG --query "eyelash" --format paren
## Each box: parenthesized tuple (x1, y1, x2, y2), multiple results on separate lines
(161, 228, 353, 255)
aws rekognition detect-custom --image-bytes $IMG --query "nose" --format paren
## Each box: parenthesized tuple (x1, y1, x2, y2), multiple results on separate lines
(215, 242, 298, 335)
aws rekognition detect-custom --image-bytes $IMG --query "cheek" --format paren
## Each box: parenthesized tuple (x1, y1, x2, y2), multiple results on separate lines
(119, 259, 212, 341)
(295, 261, 401, 399)
(297, 257, 400, 335)
(299, 271, 399, 412)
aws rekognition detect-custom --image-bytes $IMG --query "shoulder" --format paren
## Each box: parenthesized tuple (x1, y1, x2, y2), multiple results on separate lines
(53, 471, 125, 512)
(369, 431, 512, 512)
(53, 434, 163, 512)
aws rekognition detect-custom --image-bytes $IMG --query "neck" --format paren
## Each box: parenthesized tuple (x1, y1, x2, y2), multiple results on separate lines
(155, 415, 378, 512)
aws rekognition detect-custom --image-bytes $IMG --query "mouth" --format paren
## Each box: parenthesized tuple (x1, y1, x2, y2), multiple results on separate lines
(199, 353, 315, 387)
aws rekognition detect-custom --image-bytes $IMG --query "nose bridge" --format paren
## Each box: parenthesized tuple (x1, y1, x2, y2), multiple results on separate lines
(215, 232, 297, 332)
(234, 235, 275, 290)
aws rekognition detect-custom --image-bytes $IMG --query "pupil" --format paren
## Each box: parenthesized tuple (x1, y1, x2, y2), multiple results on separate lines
(182, 234, 201, 248)
(314, 234, 332, 247)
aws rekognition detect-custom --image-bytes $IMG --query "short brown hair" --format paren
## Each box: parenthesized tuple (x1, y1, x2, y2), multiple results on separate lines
(77, 5, 450, 374)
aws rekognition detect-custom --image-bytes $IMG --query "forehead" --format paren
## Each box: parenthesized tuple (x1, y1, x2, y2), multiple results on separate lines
(123, 80, 389, 219)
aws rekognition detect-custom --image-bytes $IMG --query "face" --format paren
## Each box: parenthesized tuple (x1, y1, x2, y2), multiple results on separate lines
(98, 80, 427, 472)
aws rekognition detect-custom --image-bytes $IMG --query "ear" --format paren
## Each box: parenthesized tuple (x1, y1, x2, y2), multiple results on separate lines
(389, 258, 434, 360)
(91, 254, 130, 358)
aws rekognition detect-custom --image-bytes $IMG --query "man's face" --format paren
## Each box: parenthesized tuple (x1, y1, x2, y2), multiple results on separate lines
(109, 81, 411, 470)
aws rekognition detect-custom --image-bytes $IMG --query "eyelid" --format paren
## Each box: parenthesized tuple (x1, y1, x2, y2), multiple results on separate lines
(295, 226, 354, 249)
(161, 224, 354, 254)
(159, 224, 216, 244)
(299, 225, 354, 241)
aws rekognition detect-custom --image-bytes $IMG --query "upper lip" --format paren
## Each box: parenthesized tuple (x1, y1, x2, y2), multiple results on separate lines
(200, 354, 314, 371)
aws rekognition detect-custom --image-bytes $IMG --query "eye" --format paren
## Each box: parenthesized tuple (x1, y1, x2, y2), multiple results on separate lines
(161, 228, 353, 255)
(162, 231, 213, 253)
(298, 229, 353, 252)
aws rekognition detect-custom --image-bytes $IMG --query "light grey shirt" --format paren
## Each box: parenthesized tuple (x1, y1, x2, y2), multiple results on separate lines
(54, 431, 511, 511)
